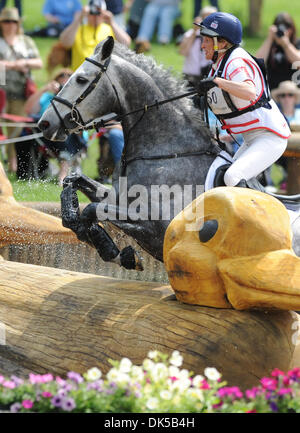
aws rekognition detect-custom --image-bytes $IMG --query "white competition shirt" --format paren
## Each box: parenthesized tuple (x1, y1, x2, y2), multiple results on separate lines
(207, 47, 291, 138)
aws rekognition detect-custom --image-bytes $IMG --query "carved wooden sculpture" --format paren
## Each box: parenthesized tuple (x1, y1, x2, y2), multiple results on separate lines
(164, 187, 300, 310)
(0, 162, 77, 247)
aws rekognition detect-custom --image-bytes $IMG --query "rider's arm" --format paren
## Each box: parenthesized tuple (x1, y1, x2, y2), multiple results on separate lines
(59, 10, 83, 49)
(214, 77, 257, 101)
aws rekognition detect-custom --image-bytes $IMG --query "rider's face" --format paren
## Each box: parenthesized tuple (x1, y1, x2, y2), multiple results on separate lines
(201, 36, 215, 60)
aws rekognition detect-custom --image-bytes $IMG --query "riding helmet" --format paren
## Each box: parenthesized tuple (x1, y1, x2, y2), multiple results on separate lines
(196, 12, 242, 45)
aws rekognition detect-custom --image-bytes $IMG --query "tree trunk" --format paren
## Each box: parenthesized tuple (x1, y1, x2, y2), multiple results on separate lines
(0, 259, 296, 390)
(248, 0, 263, 36)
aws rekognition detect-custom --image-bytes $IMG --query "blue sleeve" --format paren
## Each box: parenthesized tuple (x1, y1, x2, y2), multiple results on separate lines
(74, 0, 82, 12)
(42, 0, 52, 15)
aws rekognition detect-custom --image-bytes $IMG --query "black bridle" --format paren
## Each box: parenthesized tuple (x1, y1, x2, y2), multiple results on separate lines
(50, 54, 218, 174)
(50, 56, 114, 134)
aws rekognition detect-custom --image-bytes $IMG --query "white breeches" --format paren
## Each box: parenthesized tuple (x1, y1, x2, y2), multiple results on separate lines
(224, 129, 288, 187)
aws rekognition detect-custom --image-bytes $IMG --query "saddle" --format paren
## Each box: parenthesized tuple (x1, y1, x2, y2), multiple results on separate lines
(213, 164, 300, 212)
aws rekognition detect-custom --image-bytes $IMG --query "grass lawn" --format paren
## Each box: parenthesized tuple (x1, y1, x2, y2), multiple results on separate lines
(5, 0, 300, 201)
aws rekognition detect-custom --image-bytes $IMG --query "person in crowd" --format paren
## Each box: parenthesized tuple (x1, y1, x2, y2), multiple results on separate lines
(27, 0, 82, 38)
(256, 12, 300, 91)
(134, 0, 181, 53)
(195, 12, 291, 188)
(270, 80, 300, 192)
(193, 0, 218, 19)
(60, 0, 130, 178)
(179, 6, 217, 88)
(106, 0, 125, 30)
(0, 7, 42, 173)
(125, 0, 147, 40)
(24, 69, 89, 185)
(0, 1, 21, 16)
(60, 0, 131, 70)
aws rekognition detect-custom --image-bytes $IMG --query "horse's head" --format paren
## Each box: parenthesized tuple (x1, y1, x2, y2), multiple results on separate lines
(39, 37, 116, 141)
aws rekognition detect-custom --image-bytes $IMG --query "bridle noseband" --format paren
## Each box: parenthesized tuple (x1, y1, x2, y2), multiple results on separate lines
(50, 56, 112, 133)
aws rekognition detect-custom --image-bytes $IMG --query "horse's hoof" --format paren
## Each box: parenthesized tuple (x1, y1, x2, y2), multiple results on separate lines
(120, 246, 144, 271)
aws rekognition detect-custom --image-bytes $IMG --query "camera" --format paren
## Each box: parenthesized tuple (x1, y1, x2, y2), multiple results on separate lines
(276, 23, 287, 38)
(88, 0, 103, 15)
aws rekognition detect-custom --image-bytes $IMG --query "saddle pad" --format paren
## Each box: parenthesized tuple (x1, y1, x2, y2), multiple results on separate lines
(204, 150, 233, 191)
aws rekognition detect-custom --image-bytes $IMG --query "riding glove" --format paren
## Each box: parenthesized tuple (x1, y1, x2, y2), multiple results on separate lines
(196, 77, 218, 95)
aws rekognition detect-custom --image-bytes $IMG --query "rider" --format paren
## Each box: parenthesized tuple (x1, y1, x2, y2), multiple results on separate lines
(195, 12, 291, 187)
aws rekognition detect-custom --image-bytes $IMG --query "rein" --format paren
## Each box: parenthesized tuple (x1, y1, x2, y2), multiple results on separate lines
(50, 54, 216, 174)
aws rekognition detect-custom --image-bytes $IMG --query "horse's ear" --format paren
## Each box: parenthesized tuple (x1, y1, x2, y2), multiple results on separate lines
(101, 36, 114, 61)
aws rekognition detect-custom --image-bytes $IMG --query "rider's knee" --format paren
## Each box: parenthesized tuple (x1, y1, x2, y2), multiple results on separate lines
(224, 167, 244, 187)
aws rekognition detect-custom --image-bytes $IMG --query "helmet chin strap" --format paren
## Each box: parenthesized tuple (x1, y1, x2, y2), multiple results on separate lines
(212, 36, 231, 65)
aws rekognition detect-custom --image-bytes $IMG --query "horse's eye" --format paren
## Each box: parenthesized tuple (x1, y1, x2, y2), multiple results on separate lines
(76, 76, 88, 85)
(199, 219, 218, 243)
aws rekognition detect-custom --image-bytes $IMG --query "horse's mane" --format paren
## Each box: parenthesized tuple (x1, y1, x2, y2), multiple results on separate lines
(95, 41, 205, 120)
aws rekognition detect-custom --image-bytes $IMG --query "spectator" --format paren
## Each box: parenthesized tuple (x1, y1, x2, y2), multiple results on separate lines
(256, 12, 300, 90)
(125, 0, 147, 40)
(60, 0, 131, 71)
(24, 69, 89, 185)
(270, 80, 300, 191)
(0, 1, 22, 17)
(27, 0, 82, 38)
(135, 0, 181, 53)
(179, 6, 217, 88)
(0, 7, 42, 173)
(60, 0, 130, 179)
(105, 0, 125, 30)
(193, 0, 218, 19)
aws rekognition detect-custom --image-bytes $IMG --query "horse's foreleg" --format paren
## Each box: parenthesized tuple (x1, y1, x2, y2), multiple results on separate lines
(63, 174, 110, 203)
(80, 203, 143, 271)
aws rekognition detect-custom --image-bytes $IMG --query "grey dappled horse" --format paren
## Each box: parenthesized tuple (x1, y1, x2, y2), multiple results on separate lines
(39, 37, 300, 270)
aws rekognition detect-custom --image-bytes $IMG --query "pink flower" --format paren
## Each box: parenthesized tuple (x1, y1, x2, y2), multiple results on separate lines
(217, 386, 243, 399)
(2, 380, 16, 389)
(245, 387, 262, 399)
(56, 376, 67, 387)
(41, 391, 53, 398)
(246, 409, 257, 413)
(277, 388, 293, 396)
(169, 376, 178, 383)
(271, 368, 285, 378)
(29, 373, 43, 384)
(260, 377, 277, 390)
(0, 375, 4, 384)
(200, 380, 210, 390)
(41, 374, 53, 383)
(22, 400, 33, 409)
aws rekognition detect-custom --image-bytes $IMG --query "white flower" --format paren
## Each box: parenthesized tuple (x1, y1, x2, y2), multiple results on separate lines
(143, 358, 155, 372)
(178, 369, 190, 380)
(86, 367, 102, 381)
(204, 367, 221, 381)
(106, 367, 119, 382)
(148, 350, 159, 359)
(187, 388, 204, 401)
(119, 357, 132, 373)
(151, 363, 168, 381)
(146, 397, 159, 410)
(169, 350, 183, 367)
(160, 390, 172, 400)
(168, 365, 180, 378)
(130, 366, 144, 382)
(192, 375, 205, 387)
(172, 378, 191, 392)
(107, 368, 130, 385)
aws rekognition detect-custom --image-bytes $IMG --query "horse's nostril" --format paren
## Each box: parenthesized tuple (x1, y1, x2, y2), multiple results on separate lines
(38, 120, 50, 131)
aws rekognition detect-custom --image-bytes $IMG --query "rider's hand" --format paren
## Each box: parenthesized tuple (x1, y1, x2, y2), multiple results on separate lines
(196, 77, 218, 95)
